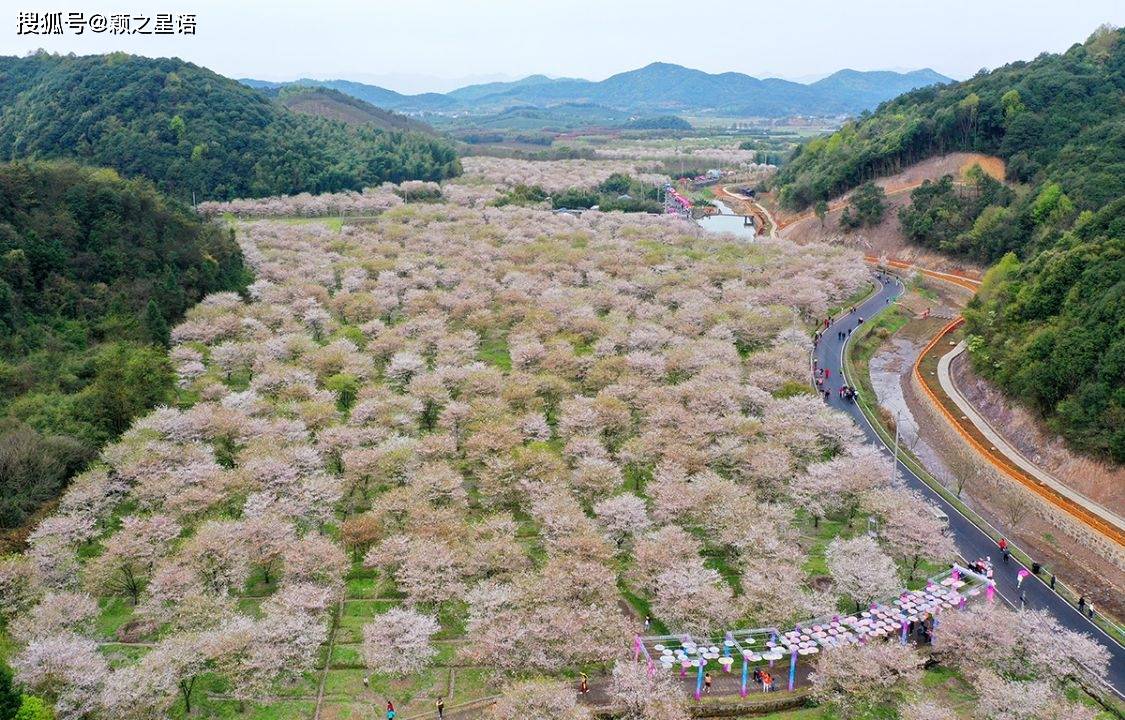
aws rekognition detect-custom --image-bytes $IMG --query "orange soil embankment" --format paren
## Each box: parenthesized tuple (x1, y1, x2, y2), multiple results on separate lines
(866, 256, 981, 291)
(914, 319, 1125, 547)
(778, 153, 1006, 231)
(874, 256, 1125, 547)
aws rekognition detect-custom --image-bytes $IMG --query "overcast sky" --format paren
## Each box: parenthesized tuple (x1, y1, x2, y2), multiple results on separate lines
(3, 0, 1122, 93)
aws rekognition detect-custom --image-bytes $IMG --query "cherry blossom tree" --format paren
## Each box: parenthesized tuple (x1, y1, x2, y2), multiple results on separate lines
(650, 563, 737, 635)
(865, 488, 956, 579)
(826, 535, 901, 611)
(182, 520, 250, 595)
(593, 493, 651, 547)
(0, 555, 42, 622)
(84, 514, 181, 603)
(485, 679, 592, 720)
(932, 604, 1110, 685)
(10, 592, 98, 643)
(570, 457, 623, 502)
(204, 612, 327, 710)
(361, 608, 440, 677)
(972, 670, 1097, 720)
(739, 559, 834, 627)
(142, 634, 209, 716)
(610, 660, 687, 720)
(238, 514, 295, 586)
(628, 525, 702, 596)
(12, 632, 108, 720)
(809, 641, 924, 719)
(282, 534, 347, 597)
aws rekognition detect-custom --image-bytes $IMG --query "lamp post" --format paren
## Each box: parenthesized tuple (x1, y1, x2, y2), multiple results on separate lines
(890, 411, 901, 485)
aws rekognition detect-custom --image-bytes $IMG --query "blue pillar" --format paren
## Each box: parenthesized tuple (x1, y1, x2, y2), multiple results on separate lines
(740, 655, 748, 697)
(695, 660, 704, 699)
(788, 647, 797, 691)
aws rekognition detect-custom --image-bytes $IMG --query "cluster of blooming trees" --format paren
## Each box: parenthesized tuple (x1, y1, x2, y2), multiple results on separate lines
(197, 185, 405, 218)
(591, 141, 765, 165)
(459, 156, 669, 192)
(810, 602, 1110, 719)
(0, 179, 975, 718)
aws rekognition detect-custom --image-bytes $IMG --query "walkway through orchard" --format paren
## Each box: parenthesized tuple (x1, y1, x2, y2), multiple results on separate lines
(633, 564, 993, 699)
(816, 271, 1125, 698)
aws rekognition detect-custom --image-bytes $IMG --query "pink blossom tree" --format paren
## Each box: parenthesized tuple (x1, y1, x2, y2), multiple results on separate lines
(809, 641, 924, 719)
(484, 679, 592, 720)
(650, 563, 737, 634)
(10, 592, 98, 643)
(972, 669, 1097, 720)
(84, 514, 181, 604)
(739, 558, 835, 627)
(12, 632, 108, 720)
(361, 608, 440, 677)
(865, 488, 956, 579)
(628, 525, 702, 596)
(282, 534, 347, 597)
(609, 659, 687, 720)
(593, 493, 651, 547)
(182, 520, 250, 595)
(238, 514, 296, 587)
(826, 535, 901, 611)
(0, 555, 42, 622)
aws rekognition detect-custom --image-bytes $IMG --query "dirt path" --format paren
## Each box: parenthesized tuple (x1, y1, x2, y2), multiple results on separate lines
(312, 597, 345, 720)
(867, 257, 1124, 551)
(939, 341, 1125, 532)
(918, 321, 1125, 550)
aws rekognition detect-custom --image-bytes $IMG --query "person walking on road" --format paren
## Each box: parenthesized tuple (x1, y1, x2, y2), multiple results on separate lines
(579, 672, 589, 695)
(436, 696, 445, 719)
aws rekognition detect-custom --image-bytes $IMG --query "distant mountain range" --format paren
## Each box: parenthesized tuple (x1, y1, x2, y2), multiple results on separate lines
(241, 63, 952, 117)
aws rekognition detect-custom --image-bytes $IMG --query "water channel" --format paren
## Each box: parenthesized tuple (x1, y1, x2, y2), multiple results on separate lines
(694, 199, 757, 240)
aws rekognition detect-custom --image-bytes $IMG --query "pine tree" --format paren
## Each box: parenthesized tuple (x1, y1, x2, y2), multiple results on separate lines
(145, 299, 170, 347)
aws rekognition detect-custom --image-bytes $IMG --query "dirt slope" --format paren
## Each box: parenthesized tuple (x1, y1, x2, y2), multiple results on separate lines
(279, 87, 435, 134)
(778, 153, 1004, 276)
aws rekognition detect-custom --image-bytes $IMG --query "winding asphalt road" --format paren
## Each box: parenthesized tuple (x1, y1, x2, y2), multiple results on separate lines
(815, 272, 1125, 698)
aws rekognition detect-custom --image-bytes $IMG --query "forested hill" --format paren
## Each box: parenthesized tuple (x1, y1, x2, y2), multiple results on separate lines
(272, 86, 437, 134)
(774, 26, 1123, 216)
(775, 26, 1125, 462)
(0, 52, 461, 202)
(0, 161, 249, 532)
